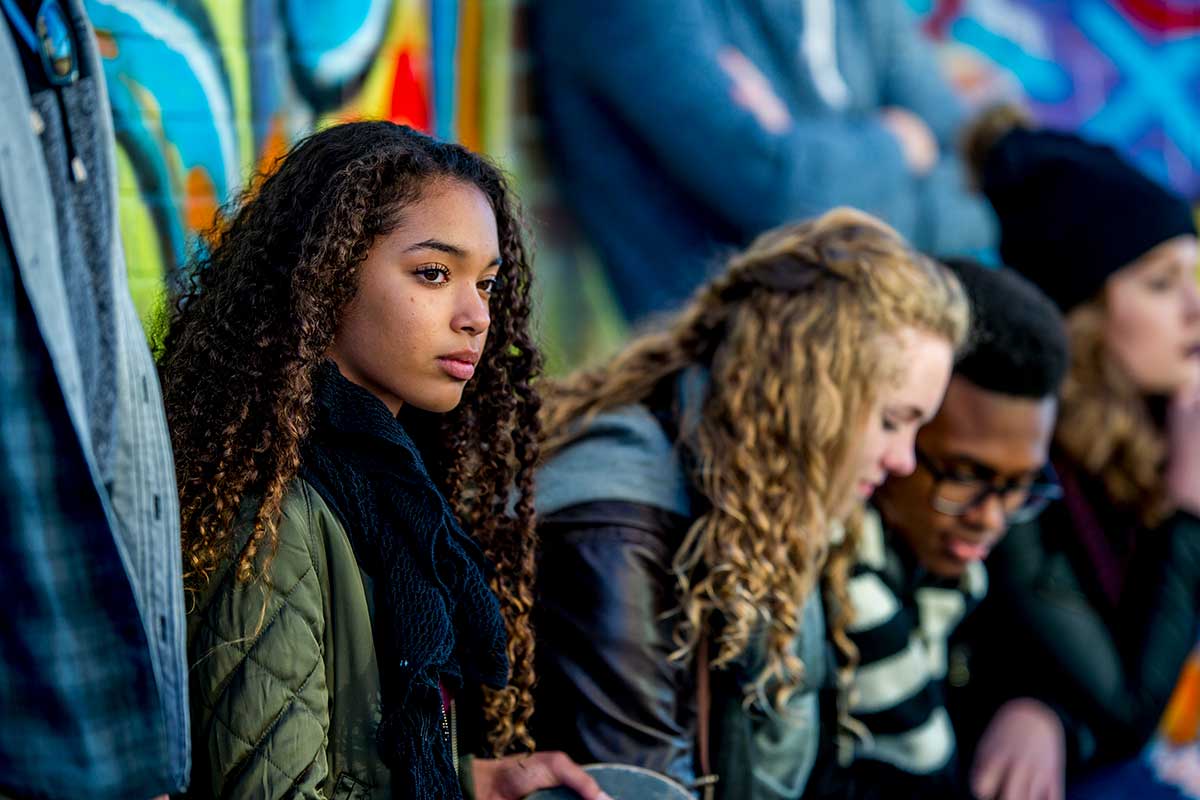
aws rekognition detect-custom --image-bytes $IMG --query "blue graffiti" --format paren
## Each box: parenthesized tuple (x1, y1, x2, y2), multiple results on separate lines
(431, 0, 458, 141)
(1074, 0, 1200, 190)
(950, 15, 1073, 103)
(284, 0, 391, 108)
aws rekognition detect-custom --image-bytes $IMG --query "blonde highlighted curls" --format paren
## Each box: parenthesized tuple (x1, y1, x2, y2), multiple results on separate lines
(160, 121, 541, 755)
(541, 208, 969, 707)
(1056, 298, 1171, 526)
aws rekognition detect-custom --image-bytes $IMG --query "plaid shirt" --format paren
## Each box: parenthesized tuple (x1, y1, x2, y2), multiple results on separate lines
(0, 227, 168, 798)
(0, 4, 188, 797)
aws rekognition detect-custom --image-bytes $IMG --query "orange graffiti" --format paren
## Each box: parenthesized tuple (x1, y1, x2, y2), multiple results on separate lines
(1162, 652, 1200, 746)
(184, 166, 219, 234)
(257, 114, 290, 175)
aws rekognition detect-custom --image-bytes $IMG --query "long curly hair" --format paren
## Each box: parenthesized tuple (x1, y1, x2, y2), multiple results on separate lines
(1055, 296, 1170, 526)
(541, 208, 969, 705)
(158, 121, 542, 754)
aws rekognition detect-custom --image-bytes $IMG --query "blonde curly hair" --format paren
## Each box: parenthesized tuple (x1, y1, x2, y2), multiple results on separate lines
(540, 208, 969, 705)
(1056, 297, 1171, 526)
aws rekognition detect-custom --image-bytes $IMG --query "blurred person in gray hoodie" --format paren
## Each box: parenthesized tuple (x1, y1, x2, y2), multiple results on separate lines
(530, 0, 997, 320)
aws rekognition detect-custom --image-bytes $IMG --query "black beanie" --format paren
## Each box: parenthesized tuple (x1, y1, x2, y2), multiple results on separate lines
(979, 128, 1196, 312)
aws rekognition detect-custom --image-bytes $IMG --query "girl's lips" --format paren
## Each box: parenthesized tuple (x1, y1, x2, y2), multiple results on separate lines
(437, 357, 476, 381)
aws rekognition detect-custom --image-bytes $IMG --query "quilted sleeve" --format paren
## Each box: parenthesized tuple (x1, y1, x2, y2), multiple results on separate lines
(188, 488, 332, 799)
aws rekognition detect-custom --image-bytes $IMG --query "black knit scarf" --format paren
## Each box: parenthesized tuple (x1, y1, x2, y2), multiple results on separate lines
(301, 362, 508, 798)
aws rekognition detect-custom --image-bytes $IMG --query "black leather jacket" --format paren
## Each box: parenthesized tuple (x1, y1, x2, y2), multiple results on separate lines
(532, 500, 838, 800)
(533, 501, 982, 800)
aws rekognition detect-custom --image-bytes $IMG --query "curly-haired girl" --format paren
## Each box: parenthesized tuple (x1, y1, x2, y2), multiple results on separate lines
(160, 121, 605, 800)
(530, 208, 970, 799)
(954, 112, 1200, 796)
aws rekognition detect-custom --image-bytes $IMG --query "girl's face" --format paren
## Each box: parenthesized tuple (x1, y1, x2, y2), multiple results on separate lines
(1103, 235, 1200, 396)
(328, 179, 502, 415)
(848, 326, 954, 512)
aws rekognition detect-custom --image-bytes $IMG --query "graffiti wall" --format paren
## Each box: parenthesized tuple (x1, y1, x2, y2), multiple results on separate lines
(87, 0, 514, 326)
(90, 0, 1199, 366)
(908, 0, 1200, 199)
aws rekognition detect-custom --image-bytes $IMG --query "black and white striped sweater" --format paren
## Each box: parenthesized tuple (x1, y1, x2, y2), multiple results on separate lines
(843, 509, 987, 783)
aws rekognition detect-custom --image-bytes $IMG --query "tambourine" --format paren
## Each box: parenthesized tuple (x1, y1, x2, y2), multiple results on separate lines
(525, 763, 694, 799)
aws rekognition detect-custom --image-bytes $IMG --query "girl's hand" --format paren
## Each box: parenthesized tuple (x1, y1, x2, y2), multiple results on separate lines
(471, 752, 612, 800)
(1167, 378, 1200, 516)
(970, 698, 1065, 800)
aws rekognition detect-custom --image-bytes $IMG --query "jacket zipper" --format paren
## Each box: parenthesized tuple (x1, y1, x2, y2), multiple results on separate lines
(451, 698, 460, 777)
(441, 697, 460, 777)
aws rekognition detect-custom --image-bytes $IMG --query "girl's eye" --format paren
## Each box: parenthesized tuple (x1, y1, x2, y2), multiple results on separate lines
(414, 266, 450, 284)
(1148, 266, 1187, 293)
(1145, 272, 1174, 292)
(479, 275, 504, 296)
(882, 415, 899, 433)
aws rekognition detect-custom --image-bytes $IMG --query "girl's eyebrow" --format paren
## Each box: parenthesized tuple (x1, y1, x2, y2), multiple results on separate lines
(406, 238, 467, 256)
(406, 239, 503, 267)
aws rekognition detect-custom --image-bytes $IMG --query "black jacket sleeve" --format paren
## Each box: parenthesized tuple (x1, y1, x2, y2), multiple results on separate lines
(952, 506, 1200, 768)
(532, 501, 700, 788)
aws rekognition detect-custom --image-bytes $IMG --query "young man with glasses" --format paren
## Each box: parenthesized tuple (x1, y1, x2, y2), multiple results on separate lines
(833, 258, 1069, 799)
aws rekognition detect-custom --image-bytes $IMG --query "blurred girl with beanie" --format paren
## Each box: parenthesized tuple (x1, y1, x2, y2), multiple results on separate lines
(952, 107, 1200, 799)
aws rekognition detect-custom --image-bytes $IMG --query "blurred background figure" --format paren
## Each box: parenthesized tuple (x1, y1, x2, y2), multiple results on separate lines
(527, 0, 997, 321)
(0, 0, 188, 798)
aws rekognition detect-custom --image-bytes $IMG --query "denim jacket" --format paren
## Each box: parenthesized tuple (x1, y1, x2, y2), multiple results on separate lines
(0, 1, 188, 795)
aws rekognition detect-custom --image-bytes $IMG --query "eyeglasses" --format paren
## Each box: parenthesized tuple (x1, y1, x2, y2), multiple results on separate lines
(915, 448, 1062, 525)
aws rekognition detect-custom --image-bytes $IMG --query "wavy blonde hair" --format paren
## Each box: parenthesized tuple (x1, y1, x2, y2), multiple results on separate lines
(541, 208, 969, 705)
(1056, 297, 1171, 526)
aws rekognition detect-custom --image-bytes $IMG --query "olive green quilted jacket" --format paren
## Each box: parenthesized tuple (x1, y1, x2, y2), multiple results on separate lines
(186, 479, 475, 799)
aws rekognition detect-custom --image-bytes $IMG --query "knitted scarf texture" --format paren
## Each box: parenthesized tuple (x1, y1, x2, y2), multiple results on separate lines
(301, 362, 508, 798)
